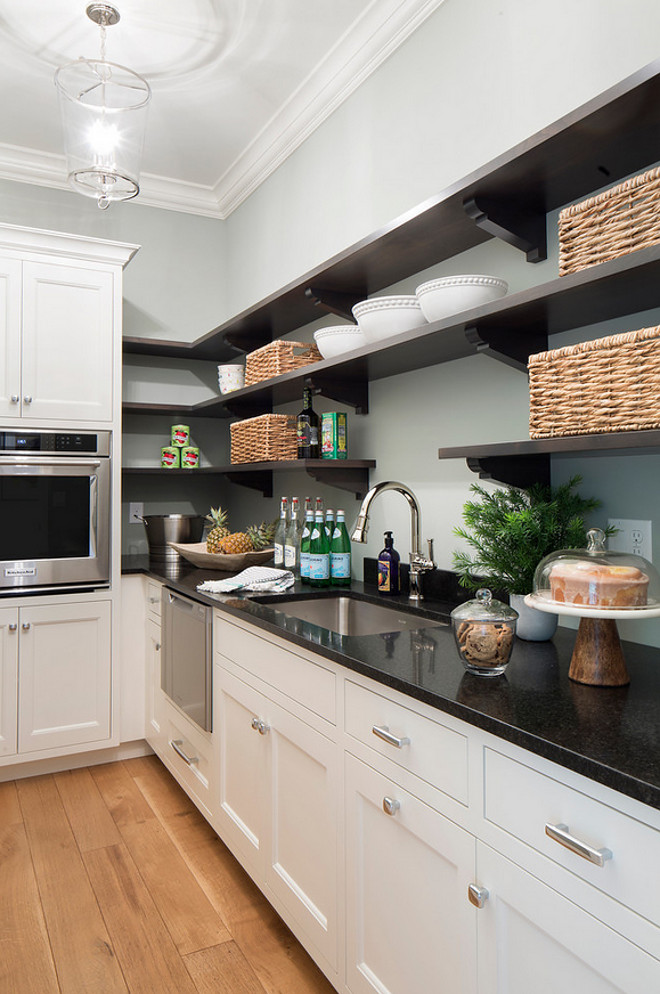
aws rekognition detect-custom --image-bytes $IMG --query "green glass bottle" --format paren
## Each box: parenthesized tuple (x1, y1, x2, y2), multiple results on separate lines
(308, 509, 330, 587)
(299, 507, 314, 583)
(330, 509, 351, 587)
(324, 507, 334, 543)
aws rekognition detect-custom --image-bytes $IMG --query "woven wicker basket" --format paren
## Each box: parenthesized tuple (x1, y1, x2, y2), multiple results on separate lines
(244, 340, 322, 386)
(230, 414, 298, 463)
(528, 326, 660, 438)
(558, 167, 660, 276)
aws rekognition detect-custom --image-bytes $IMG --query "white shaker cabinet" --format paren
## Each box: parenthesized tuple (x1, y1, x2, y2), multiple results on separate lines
(214, 617, 340, 977)
(0, 606, 18, 757)
(476, 843, 660, 994)
(17, 600, 112, 754)
(0, 223, 137, 425)
(18, 261, 114, 423)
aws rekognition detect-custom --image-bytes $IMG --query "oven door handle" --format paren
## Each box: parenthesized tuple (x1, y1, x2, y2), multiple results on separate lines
(0, 456, 102, 468)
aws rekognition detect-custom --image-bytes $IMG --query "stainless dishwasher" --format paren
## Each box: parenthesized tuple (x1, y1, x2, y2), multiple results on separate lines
(161, 589, 213, 732)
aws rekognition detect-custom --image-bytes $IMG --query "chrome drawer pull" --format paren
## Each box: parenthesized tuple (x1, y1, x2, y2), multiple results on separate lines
(545, 823, 612, 867)
(382, 796, 400, 816)
(467, 884, 489, 909)
(170, 739, 199, 766)
(372, 724, 411, 749)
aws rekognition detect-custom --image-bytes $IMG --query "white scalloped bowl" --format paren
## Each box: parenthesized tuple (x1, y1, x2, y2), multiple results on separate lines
(352, 295, 426, 343)
(313, 324, 366, 358)
(416, 275, 509, 322)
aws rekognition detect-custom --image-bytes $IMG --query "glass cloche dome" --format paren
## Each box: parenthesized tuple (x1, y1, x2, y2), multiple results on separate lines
(532, 528, 660, 612)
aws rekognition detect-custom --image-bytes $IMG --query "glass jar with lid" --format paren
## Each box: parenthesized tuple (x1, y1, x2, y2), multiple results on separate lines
(450, 589, 518, 677)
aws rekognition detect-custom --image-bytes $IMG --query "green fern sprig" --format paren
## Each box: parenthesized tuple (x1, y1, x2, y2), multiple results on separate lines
(452, 476, 612, 595)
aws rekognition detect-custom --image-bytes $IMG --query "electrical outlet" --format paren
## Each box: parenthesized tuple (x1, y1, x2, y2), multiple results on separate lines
(607, 518, 653, 560)
(129, 502, 144, 524)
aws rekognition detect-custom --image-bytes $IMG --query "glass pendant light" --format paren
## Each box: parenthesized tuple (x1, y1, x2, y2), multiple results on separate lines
(55, 4, 151, 210)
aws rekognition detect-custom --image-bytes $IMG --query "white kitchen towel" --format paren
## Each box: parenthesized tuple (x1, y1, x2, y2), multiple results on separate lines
(197, 566, 295, 594)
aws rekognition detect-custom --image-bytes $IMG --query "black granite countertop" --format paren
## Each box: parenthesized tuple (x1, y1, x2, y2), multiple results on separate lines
(124, 555, 660, 811)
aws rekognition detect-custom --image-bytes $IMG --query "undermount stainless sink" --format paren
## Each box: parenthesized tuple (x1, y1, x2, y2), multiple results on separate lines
(261, 595, 447, 637)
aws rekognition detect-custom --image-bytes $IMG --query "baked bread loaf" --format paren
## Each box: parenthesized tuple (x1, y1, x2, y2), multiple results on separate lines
(549, 561, 648, 607)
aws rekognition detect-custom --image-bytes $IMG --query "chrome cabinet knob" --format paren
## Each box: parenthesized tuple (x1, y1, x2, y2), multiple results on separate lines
(155, 642, 161, 651)
(10, 395, 19, 404)
(23, 395, 32, 404)
(382, 796, 400, 816)
(467, 884, 489, 909)
(251, 717, 270, 735)
(21, 622, 31, 631)
(8, 623, 17, 632)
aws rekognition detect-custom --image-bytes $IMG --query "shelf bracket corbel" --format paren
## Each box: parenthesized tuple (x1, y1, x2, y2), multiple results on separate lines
(466, 454, 550, 489)
(465, 325, 548, 372)
(463, 195, 547, 263)
(304, 464, 372, 500)
(225, 469, 273, 497)
(305, 373, 369, 414)
(304, 286, 364, 321)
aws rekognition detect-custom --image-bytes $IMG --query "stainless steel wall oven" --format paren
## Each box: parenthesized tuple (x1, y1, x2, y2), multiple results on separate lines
(0, 429, 111, 592)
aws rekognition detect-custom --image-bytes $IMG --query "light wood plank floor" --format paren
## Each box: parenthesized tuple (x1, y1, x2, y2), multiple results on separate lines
(1, 756, 337, 994)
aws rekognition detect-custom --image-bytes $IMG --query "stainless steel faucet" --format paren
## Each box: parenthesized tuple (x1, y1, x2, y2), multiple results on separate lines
(351, 481, 435, 600)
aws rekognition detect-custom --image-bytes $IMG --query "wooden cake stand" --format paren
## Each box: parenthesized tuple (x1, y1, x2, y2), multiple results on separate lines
(524, 595, 660, 687)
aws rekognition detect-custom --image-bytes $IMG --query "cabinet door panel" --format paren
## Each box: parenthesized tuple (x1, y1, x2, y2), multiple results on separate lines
(477, 843, 660, 994)
(0, 606, 18, 756)
(266, 701, 338, 968)
(0, 259, 22, 420)
(22, 262, 113, 422)
(345, 752, 477, 994)
(145, 616, 163, 742)
(214, 667, 267, 876)
(18, 601, 111, 753)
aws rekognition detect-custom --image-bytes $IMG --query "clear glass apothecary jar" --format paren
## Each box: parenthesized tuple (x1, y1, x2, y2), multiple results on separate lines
(450, 588, 518, 677)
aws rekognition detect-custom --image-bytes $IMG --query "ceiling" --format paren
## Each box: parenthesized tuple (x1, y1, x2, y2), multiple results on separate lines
(0, 0, 443, 217)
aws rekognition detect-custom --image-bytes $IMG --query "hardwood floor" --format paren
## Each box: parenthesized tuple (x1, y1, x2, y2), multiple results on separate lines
(1, 756, 337, 994)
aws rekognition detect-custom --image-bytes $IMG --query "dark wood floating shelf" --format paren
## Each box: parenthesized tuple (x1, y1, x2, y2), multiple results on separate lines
(438, 431, 660, 488)
(122, 57, 660, 362)
(122, 460, 376, 499)
(122, 241, 660, 418)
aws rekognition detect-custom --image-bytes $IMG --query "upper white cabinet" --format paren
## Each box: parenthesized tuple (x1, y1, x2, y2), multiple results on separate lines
(0, 223, 137, 425)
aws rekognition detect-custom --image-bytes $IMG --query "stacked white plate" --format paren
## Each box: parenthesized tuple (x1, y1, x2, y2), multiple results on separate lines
(352, 295, 426, 342)
(416, 275, 508, 322)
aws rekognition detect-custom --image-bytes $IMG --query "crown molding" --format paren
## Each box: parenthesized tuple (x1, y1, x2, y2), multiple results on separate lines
(0, 0, 445, 219)
(213, 0, 447, 216)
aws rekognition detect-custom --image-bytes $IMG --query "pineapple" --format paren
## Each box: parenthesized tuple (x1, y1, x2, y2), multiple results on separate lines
(205, 506, 230, 553)
(218, 531, 253, 554)
(246, 519, 277, 551)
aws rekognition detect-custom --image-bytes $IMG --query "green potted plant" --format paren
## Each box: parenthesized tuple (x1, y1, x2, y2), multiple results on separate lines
(453, 476, 611, 640)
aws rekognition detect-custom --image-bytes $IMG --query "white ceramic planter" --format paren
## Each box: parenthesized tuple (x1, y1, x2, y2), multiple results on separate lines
(510, 593, 558, 641)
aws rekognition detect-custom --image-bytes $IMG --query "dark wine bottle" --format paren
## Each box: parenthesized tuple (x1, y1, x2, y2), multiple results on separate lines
(296, 387, 320, 459)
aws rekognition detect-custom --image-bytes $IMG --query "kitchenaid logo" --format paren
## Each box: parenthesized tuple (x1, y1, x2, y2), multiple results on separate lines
(5, 567, 36, 577)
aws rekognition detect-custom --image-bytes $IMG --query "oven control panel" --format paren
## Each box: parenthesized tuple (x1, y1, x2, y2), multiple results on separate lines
(0, 431, 110, 456)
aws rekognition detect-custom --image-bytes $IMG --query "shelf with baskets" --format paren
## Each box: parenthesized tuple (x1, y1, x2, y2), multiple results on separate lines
(122, 56, 660, 363)
(122, 460, 376, 499)
(437, 430, 660, 490)
(122, 240, 660, 421)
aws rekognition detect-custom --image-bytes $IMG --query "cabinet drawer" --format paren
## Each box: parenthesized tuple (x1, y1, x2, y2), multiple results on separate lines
(146, 581, 162, 619)
(345, 680, 468, 806)
(160, 701, 215, 820)
(214, 616, 336, 724)
(484, 747, 660, 924)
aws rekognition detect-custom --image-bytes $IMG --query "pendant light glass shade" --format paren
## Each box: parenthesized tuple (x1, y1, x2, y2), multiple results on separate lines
(55, 7, 151, 209)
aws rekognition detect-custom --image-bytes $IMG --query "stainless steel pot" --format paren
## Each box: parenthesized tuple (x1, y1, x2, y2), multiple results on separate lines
(140, 513, 205, 563)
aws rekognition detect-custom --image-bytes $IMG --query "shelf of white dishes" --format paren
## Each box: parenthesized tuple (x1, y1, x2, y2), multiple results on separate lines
(122, 241, 660, 420)
(122, 459, 377, 498)
(123, 57, 660, 361)
(437, 430, 660, 489)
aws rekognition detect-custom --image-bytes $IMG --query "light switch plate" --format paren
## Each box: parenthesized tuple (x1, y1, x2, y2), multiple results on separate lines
(129, 502, 144, 524)
(607, 518, 652, 560)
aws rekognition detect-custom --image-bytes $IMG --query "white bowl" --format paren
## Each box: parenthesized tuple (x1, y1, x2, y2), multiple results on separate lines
(415, 275, 508, 323)
(313, 324, 366, 359)
(352, 295, 425, 342)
